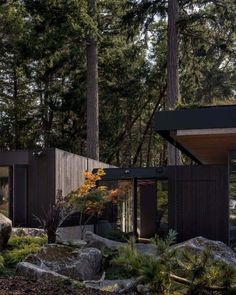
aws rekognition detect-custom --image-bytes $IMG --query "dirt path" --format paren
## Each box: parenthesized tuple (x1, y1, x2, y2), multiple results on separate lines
(0, 276, 116, 295)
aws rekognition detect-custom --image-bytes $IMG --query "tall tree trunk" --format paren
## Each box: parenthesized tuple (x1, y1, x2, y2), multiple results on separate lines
(167, 0, 181, 165)
(86, 0, 99, 160)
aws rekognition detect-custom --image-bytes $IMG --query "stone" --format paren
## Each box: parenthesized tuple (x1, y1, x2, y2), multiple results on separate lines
(84, 278, 138, 293)
(16, 262, 70, 282)
(85, 231, 157, 256)
(12, 227, 45, 237)
(24, 244, 102, 281)
(0, 213, 12, 250)
(57, 239, 87, 248)
(173, 236, 236, 268)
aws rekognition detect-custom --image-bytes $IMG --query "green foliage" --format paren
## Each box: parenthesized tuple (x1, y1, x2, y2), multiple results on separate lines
(105, 228, 130, 242)
(113, 232, 179, 293)
(176, 247, 236, 294)
(0, 255, 4, 273)
(1, 235, 46, 269)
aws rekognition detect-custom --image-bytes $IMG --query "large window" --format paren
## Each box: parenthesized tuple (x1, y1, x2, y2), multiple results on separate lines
(100, 179, 134, 233)
(0, 167, 10, 217)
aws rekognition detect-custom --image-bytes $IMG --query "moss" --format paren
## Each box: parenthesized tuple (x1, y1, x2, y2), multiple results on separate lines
(1, 235, 47, 270)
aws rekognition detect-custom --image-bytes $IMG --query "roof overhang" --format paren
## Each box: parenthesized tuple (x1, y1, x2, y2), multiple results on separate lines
(155, 105, 236, 164)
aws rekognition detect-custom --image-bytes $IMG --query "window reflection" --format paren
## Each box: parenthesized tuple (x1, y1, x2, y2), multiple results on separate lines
(0, 167, 10, 217)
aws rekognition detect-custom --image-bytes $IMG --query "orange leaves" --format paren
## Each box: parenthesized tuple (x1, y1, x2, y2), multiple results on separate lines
(77, 169, 105, 197)
(106, 188, 124, 203)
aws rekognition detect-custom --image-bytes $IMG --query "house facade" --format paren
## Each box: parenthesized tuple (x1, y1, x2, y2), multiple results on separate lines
(100, 105, 236, 245)
(0, 148, 114, 227)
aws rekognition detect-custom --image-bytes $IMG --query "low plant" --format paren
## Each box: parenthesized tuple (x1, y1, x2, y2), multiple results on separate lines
(175, 247, 236, 294)
(113, 232, 178, 294)
(1, 235, 46, 270)
(35, 190, 71, 243)
(105, 228, 130, 242)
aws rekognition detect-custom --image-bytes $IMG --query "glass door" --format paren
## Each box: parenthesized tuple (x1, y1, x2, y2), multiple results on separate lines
(100, 179, 134, 234)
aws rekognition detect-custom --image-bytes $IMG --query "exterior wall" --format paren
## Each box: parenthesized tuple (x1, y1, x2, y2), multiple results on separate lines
(0, 150, 29, 166)
(167, 165, 229, 244)
(55, 148, 115, 197)
(27, 149, 56, 226)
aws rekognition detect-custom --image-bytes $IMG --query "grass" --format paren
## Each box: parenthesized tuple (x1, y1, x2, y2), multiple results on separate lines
(0, 235, 47, 275)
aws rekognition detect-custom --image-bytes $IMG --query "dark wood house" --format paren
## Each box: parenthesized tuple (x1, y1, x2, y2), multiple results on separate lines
(100, 105, 236, 245)
(0, 148, 114, 227)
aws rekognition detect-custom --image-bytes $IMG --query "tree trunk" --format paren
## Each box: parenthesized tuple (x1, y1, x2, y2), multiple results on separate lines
(167, 0, 181, 165)
(86, 0, 99, 160)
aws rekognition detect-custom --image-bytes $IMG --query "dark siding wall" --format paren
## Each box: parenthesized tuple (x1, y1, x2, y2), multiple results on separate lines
(28, 149, 56, 226)
(139, 181, 157, 238)
(167, 165, 229, 244)
(0, 151, 29, 166)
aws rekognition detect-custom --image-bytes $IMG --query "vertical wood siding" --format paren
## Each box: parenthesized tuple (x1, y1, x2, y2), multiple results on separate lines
(55, 148, 115, 197)
(167, 165, 229, 244)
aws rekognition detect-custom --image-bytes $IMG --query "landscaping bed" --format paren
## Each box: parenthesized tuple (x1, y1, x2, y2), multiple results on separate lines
(0, 276, 117, 295)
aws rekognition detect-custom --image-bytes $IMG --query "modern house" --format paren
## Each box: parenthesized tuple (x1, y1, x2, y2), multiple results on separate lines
(1, 105, 236, 245)
(0, 148, 114, 227)
(100, 105, 236, 245)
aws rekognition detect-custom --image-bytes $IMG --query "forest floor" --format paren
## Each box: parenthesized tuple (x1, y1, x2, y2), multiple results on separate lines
(0, 276, 117, 295)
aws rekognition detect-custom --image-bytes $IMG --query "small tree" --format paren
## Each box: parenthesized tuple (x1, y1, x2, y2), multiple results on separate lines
(68, 169, 123, 239)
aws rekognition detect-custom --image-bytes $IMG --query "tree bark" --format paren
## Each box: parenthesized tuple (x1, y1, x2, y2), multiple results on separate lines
(86, 0, 99, 160)
(167, 0, 181, 165)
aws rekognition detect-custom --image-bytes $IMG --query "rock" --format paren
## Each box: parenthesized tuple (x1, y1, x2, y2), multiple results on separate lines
(173, 236, 236, 268)
(0, 213, 12, 250)
(57, 239, 87, 248)
(84, 278, 138, 293)
(85, 231, 123, 250)
(85, 231, 157, 256)
(12, 228, 45, 237)
(16, 262, 71, 282)
(24, 244, 102, 281)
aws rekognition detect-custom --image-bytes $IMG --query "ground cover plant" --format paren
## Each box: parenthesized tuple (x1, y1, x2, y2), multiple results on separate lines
(0, 235, 46, 275)
(104, 231, 236, 295)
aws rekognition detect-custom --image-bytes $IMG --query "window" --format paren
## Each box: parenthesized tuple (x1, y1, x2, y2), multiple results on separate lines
(0, 167, 10, 217)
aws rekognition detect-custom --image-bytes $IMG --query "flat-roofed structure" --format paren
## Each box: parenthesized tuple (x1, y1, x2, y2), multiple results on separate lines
(0, 148, 114, 227)
(100, 105, 236, 245)
(155, 105, 236, 164)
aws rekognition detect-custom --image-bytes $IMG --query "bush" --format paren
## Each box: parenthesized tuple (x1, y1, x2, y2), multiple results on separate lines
(0, 255, 4, 273)
(105, 228, 130, 242)
(1, 235, 47, 269)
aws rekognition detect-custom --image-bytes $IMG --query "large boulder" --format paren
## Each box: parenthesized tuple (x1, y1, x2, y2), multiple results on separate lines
(23, 244, 102, 281)
(173, 236, 236, 268)
(0, 213, 12, 250)
(85, 231, 157, 256)
(84, 278, 138, 293)
(16, 262, 71, 282)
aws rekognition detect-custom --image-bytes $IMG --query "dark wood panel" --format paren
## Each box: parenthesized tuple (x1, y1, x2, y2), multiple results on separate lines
(167, 165, 228, 244)
(28, 149, 56, 226)
(0, 151, 29, 166)
(139, 181, 157, 238)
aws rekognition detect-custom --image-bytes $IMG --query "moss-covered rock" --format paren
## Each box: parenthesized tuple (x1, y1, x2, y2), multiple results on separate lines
(23, 244, 102, 281)
(0, 213, 12, 250)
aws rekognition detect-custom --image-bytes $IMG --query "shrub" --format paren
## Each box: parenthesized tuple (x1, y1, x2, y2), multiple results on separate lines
(2, 235, 47, 268)
(35, 190, 71, 243)
(105, 228, 130, 242)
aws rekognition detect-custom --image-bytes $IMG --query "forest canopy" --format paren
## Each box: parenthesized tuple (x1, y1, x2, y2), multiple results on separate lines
(0, 0, 235, 167)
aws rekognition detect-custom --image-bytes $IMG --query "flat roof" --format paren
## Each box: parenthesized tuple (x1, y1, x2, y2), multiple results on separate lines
(155, 105, 236, 164)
